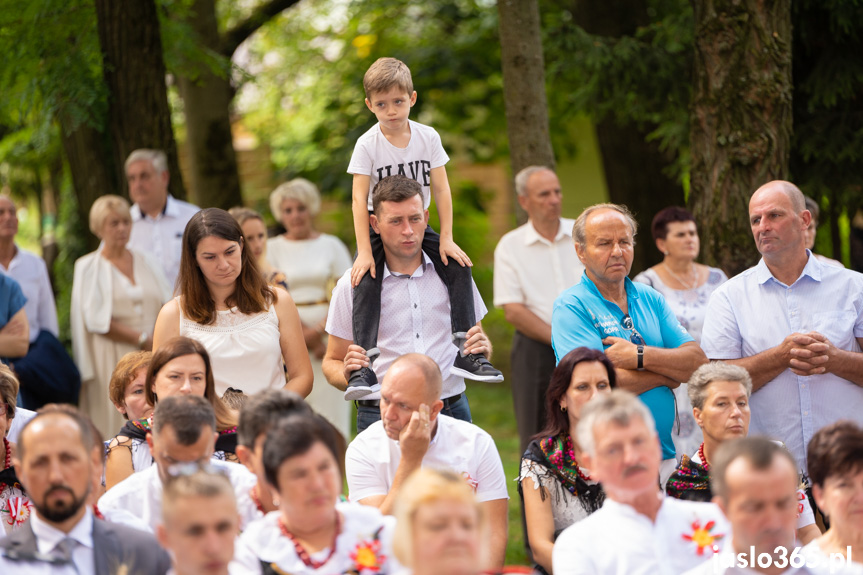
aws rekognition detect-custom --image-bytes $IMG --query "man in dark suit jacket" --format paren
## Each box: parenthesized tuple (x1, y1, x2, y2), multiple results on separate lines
(0, 406, 170, 574)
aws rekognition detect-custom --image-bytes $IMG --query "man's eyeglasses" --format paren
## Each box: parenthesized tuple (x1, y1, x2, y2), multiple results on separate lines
(165, 461, 229, 480)
(621, 314, 645, 345)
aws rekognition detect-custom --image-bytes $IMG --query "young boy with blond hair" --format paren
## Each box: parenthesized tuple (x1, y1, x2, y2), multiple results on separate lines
(345, 57, 502, 399)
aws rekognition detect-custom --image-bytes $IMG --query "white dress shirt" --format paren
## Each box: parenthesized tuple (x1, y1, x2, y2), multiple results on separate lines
(0, 247, 58, 342)
(493, 217, 582, 325)
(346, 415, 509, 504)
(552, 495, 731, 575)
(326, 252, 487, 400)
(129, 194, 199, 288)
(97, 459, 259, 533)
(702, 252, 863, 471)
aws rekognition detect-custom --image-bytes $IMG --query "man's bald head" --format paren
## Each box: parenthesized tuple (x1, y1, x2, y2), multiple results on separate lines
(385, 353, 442, 404)
(751, 180, 806, 213)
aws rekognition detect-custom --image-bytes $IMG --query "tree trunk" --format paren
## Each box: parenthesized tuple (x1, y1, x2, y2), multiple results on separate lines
(571, 0, 686, 275)
(594, 121, 686, 274)
(175, 0, 243, 209)
(59, 122, 119, 251)
(689, 0, 792, 277)
(497, 0, 555, 225)
(94, 0, 187, 201)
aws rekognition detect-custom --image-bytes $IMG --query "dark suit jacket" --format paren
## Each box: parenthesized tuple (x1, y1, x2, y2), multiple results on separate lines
(0, 515, 171, 575)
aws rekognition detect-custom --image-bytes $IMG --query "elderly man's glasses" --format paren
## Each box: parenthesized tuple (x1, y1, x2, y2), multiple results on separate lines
(621, 314, 645, 345)
(165, 461, 228, 480)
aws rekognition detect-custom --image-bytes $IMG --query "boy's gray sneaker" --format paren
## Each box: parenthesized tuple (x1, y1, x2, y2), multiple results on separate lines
(451, 352, 504, 383)
(344, 367, 379, 400)
(343, 347, 381, 400)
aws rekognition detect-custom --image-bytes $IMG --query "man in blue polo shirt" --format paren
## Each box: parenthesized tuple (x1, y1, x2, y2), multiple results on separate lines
(551, 203, 707, 485)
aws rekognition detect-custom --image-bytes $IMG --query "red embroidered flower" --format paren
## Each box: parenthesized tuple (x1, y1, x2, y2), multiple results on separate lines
(3, 496, 32, 528)
(682, 519, 724, 556)
(350, 538, 385, 573)
(461, 471, 479, 492)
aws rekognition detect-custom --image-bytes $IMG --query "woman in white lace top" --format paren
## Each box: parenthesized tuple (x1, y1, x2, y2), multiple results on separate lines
(518, 347, 616, 574)
(153, 208, 312, 398)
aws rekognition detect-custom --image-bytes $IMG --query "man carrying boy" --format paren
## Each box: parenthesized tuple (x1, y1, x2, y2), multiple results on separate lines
(323, 176, 495, 432)
(345, 57, 502, 399)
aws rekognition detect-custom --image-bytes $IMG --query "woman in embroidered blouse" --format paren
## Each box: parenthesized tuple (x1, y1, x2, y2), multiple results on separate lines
(153, 208, 312, 399)
(71, 195, 172, 438)
(802, 421, 863, 571)
(0, 365, 31, 533)
(104, 337, 239, 489)
(666, 361, 820, 545)
(634, 206, 728, 460)
(518, 347, 616, 574)
(235, 413, 399, 575)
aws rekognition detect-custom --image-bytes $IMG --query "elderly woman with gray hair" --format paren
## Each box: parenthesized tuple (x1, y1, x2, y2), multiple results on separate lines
(665, 361, 820, 544)
(266, 178, 352, 438)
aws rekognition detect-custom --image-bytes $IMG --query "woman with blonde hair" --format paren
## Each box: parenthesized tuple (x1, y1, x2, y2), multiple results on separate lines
(153, 208, 312, 398)
(266, 178, 352, 437)
(72, 194, 172, 437)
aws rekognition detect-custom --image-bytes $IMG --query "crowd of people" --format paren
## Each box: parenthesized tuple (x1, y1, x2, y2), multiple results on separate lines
(0, 56, 862, 575)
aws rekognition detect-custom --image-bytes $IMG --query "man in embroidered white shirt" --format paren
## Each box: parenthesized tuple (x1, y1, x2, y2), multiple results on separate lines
(552, 390, 730, 575)
(345, 353, 509, 570)
(126, 149, 200, 287)
(684, 437, 826, 574)
(0, 407, 170, 574)
(97, 396, 258, 534)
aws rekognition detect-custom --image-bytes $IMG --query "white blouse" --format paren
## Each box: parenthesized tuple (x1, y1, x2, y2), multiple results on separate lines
(179, 300, 284, 396)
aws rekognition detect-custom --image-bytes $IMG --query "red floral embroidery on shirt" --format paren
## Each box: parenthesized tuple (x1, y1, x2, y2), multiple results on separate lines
(682, 519, 724, 556)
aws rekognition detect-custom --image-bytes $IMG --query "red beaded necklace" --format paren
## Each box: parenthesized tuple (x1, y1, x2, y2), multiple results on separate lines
(698, 442, 710, 472)
(2, 437, 10, 470)
(250, 486, 265, 515)
(278, 512, 341, 569)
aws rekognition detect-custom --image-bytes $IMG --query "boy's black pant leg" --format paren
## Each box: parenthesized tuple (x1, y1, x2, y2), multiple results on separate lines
(351, 224, 386, 350)
(421, 226, 476, 335)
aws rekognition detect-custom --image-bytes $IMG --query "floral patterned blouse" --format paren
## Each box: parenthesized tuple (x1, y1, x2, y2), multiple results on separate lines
(1, 438, 32, 533)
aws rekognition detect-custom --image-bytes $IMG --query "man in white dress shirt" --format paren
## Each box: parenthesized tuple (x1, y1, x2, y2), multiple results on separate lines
(701, 180, 863, 473)
(685, 437, 827, 574)
(552, 390, 729, 575)
(97, 396, 258, 534)
(0, 407, 170, 574)
(493, 166, 583, 455)
(345, 353, 509, 571)
(323, 177, 497, 432)
(126, 149, 200, 288)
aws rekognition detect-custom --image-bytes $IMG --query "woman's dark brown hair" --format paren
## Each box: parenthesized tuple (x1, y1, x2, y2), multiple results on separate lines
(177, 208, 275, 324)
(145, 336, 238, 431)
(806, 420, 863, 488)
(651, 206, 696, 241)
(534, 347, 617, 441)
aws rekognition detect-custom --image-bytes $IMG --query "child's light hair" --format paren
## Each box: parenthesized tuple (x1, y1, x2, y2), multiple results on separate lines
(162, 468, 236, 524)
(363, 57, 413, 99)
(392, 468, 485, 568)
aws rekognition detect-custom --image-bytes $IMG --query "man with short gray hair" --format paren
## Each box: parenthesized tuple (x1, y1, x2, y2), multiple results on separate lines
(701, 179, 863, 473)
(552, 390, 729, 575)
(493, 165, 583, 454)
(126, 149, 199, 286)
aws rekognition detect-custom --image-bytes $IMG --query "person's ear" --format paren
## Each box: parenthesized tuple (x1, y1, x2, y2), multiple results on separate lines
(517, 193, 529, 213)
(146, 432, 154, 454)
(693, 406, 703, 429)
(156, 523, 169, 549)
(800, 209, 812, 231)
(409, 91, 417, 107)
(575, 242, 586, 264)
(365, 98, 374, 113)
(656, 237, 667, 255)
(811, 483, 825, 512)
(370, 214, 381, 235)
(236, 445, 255, 474)
(712, 494, 728, 518)
(160, 169, 170, 189)
(423, 209, 429, 225)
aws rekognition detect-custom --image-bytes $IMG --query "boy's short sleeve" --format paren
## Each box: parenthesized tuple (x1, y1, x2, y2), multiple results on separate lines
(427, 127, 449, 169)
(347, 134, 374, 176)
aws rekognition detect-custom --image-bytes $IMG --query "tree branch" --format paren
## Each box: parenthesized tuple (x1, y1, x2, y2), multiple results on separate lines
(220, 0, 301, 57)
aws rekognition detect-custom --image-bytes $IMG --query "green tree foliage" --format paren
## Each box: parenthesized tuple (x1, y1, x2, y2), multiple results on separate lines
(238, 0, 505, 197)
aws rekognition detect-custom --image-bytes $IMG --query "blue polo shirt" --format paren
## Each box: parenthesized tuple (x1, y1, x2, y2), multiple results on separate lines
(551, 273, 693, 460)
(0, 273, 26, 326)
